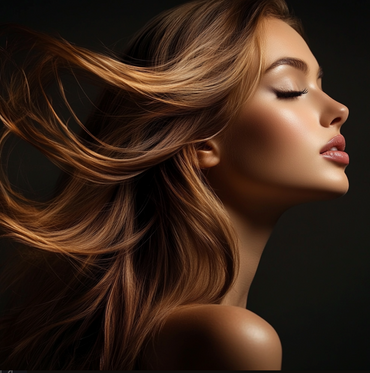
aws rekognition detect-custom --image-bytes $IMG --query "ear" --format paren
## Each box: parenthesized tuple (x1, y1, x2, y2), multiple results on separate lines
(196, 139, 221, 169)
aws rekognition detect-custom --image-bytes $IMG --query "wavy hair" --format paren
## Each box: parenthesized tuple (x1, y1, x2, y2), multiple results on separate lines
(0, 0, 302, 369)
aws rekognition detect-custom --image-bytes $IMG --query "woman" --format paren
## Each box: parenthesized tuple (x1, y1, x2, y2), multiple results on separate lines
(0, 0, 349, 369)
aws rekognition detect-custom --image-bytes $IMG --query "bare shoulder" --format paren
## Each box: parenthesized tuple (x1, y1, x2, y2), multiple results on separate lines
(141, 304, 282, 370)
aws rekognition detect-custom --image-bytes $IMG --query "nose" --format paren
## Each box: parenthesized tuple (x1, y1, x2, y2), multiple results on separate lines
(320, 93, 349, 128)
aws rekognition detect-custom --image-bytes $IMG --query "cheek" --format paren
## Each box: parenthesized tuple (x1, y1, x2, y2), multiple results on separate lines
(210, 100, 348, 205)
(226, 104, 318, 183)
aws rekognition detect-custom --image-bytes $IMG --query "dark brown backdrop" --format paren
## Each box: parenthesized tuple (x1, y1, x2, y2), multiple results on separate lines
(0, 0, 369, 369)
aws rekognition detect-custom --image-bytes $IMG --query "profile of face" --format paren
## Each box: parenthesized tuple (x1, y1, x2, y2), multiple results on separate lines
(204, 18, 349, 214)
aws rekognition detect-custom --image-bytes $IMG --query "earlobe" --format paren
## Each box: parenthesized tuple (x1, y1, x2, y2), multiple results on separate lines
(196, 140, 221, 169)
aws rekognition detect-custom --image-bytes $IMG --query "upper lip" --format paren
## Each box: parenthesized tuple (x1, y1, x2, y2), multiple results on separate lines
(320, 134, 346, 153)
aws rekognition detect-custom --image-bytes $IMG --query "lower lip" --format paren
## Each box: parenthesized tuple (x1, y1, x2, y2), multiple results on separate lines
(321, 151, 349, 165)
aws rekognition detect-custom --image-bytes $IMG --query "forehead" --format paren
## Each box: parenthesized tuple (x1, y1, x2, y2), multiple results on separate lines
(261, 18, 319, 71)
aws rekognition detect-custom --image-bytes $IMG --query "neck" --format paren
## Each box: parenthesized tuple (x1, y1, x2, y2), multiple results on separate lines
(221, 205, 282, 309)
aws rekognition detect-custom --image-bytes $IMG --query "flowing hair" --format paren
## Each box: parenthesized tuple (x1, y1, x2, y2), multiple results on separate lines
(0, 0, 302, 369)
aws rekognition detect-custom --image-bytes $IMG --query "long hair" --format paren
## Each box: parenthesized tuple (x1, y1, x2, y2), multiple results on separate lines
(0, 0, 302, 369)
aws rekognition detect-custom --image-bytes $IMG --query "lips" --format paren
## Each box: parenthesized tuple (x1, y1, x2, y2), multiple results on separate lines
(320, 134, 349, 165)
(320, 134, 346, 153)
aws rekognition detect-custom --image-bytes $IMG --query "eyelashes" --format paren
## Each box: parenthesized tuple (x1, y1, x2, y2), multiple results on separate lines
(274, 88, 308, 99)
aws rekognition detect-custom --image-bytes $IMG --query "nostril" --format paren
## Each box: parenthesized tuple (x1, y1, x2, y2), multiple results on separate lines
(330, 116, 343, 126)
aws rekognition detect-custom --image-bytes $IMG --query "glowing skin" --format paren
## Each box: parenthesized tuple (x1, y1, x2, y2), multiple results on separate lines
(202, 17, 350, 308)
(144, 18, 349, 370)
(207, 19, 349, 216)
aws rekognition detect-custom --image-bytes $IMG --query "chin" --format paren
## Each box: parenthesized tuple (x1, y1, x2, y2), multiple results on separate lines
(323, 182, 349, 200)
(321, 173, 349, 199)
(278, 176, 349, 207)
(299, 166, 350, 202)
(301, 178, 349, 203)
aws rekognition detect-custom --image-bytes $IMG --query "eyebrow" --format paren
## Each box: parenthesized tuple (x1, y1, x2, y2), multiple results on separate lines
(265, 57, 323, 79)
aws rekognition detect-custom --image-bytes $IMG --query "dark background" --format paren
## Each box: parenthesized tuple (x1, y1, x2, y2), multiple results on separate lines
(0, 0, 369, 370)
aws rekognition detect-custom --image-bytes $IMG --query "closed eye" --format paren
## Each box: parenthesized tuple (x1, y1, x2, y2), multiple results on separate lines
(274, 88, 308, 100)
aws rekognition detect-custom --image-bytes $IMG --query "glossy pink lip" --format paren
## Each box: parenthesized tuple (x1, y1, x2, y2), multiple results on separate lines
(320, 134, 349, 165)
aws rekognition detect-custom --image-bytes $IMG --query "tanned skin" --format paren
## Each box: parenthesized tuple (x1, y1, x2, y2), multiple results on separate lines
(141, 18, 349, 370)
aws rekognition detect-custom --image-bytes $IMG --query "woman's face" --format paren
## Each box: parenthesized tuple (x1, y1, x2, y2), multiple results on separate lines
(207, 18, 349, 214)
